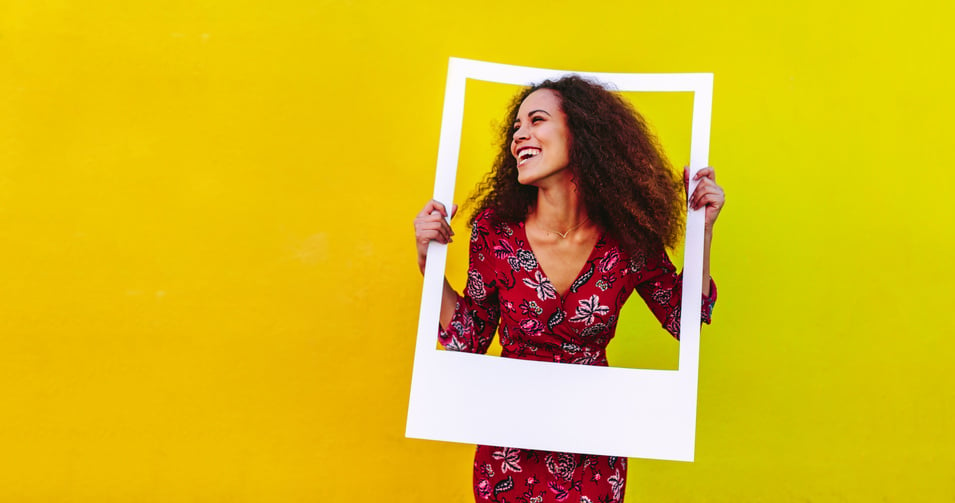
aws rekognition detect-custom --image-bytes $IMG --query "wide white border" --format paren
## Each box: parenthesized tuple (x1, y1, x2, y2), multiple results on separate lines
(406, 58, 713, 461)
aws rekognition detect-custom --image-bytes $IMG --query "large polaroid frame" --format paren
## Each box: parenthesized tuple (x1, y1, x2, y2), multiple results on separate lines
(406, 58, 713, 462)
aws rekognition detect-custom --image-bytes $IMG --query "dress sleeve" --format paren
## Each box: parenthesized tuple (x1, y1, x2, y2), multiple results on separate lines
(630, 247, 717, 339)
(437, 214, 501, 354)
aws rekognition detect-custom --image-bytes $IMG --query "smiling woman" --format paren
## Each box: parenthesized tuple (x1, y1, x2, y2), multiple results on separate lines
(412, 75, 725, 503)
(511, 89, 572, 187)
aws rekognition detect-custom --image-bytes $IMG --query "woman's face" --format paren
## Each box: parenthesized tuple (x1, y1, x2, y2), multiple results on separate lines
(510, 89, 572, 187)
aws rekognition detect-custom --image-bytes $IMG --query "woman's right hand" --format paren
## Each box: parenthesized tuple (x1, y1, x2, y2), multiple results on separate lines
(413, 200, 457, 275)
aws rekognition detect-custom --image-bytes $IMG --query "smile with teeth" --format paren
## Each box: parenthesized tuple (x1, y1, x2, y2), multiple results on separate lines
(517, 148, 541, 166)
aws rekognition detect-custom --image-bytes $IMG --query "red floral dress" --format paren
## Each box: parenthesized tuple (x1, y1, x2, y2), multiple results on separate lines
(439, 209, 716, 503)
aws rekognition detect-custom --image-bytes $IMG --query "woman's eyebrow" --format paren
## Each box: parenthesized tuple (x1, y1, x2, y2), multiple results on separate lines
(515, 109, 552, 123)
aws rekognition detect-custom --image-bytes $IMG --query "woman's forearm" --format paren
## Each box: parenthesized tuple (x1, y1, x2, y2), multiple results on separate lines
(702, 227, 713, 297)
(439, 278, 459, 330)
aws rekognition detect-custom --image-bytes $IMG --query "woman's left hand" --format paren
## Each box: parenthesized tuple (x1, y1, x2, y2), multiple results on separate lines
(685, 166, 725, 229)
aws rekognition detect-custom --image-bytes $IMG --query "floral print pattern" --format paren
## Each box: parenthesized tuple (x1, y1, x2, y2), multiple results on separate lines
(438, 209, 717, 503)
(493, 447, 524, 474)
(569, 295, 610, 325)
(523, 271, 558, 301)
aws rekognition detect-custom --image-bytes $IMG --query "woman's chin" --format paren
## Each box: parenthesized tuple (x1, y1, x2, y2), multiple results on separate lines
(515, 169, 529, 184)
(517, 167, 570, 188)
(516, 173, 539, 187)
(516, 166, 546, 186)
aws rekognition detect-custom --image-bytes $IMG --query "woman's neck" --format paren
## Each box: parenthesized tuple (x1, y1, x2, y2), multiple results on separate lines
(530, 181, 590, 238)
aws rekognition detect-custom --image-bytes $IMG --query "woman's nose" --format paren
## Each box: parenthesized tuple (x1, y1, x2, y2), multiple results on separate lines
(514, 125, 529, 141)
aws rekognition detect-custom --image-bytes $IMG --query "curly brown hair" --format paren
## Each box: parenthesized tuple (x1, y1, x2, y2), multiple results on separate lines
(468, 75, 685, 256)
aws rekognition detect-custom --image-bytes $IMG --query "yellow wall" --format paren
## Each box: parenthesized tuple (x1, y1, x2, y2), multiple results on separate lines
(1, 1, 952, 501)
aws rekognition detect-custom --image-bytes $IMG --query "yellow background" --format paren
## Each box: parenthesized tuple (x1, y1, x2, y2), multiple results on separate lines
(1, 0, 953, 501)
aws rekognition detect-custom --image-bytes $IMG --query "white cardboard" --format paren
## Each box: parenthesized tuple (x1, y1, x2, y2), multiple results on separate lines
(407, 57, 713, 462)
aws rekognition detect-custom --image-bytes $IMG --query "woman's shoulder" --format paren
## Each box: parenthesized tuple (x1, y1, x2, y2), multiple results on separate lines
(471, 207, 521, 239)
(601, 233, 669, 272)
(472, 207, 510, 229)
(473, 207, 496, 224)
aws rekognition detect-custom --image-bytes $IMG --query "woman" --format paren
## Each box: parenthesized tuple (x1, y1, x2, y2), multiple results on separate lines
(414, 75, 724, 503)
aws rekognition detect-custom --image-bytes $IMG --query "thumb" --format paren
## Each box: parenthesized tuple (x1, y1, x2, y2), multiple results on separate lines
(451, 204, 459, 219)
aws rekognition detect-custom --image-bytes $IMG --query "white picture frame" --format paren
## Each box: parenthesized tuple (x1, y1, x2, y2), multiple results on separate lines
(406, 57, 713, 462)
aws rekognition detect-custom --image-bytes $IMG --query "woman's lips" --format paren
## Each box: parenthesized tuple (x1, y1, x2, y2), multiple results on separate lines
(517, 147, 541, 166)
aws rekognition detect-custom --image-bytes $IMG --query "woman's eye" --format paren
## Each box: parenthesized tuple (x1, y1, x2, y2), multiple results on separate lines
(531, 116, 544, 123)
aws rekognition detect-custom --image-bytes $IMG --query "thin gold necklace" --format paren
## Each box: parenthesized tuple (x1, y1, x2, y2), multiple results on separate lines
(542, 218, 589, 239)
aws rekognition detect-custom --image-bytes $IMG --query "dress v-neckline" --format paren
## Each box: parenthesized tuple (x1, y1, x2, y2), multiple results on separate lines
(518, 221, 605, 301)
